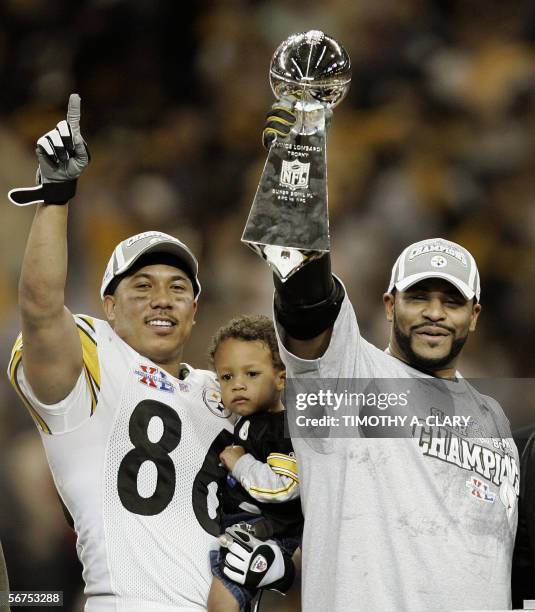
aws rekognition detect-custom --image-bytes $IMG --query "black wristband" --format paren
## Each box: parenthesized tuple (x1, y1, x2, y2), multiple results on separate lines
(274, 254, 334, 307)
(42, 179, 77, 204)
(274, 255, 345, 339)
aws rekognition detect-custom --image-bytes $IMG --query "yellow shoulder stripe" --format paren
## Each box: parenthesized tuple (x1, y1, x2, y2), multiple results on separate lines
(7, 314, 101, 426)
(8, 337, 51, 435)
(75, 317, 100, 414)
(267, 453, 299, 482)
(77, 315, 96, 332)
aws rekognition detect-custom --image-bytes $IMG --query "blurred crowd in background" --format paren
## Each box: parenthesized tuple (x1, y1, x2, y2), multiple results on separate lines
(1, 0, 535, 609)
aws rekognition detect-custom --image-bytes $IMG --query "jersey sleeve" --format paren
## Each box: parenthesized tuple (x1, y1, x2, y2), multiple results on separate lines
(231, 453, 299, 503)
(231, 415, 300, 503)
(7, 314, 101, 435)
(273, 276, 362, 379)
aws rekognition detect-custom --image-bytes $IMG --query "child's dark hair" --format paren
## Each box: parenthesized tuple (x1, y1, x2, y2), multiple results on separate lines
(209, 315, 284, 371)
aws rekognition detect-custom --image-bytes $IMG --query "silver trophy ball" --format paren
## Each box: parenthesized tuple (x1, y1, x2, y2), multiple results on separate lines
(270, 30, 351, 108)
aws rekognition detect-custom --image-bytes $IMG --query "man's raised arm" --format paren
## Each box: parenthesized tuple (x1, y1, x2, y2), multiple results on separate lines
(273, 255, 344, 360)
(9, 94, 90, 404)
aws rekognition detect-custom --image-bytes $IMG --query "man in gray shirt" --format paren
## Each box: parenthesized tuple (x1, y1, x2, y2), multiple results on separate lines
(270, 238, 518, 611)
(223, 113, 520, 610)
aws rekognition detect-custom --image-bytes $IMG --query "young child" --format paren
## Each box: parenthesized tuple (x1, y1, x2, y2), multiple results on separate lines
(207, 315, 303, 612)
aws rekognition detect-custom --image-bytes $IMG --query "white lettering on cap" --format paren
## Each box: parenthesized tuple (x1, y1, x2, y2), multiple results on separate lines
(126, 231, 168, 247)
(408, 243, 467, 266)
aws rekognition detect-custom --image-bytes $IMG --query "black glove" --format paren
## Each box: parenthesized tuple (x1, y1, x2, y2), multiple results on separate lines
(262, 96, 297, 149)
(8, 93, 90, 206)
(219, 522, 295, 593)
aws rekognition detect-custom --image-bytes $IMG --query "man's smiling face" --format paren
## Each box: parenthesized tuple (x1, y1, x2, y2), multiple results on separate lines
(103, 263, 197, 373)
(383, 278, 481, 378)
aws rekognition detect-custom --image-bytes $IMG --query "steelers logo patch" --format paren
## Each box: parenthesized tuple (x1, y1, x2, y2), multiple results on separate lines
(202, 387, 231, 418)
(431, 255, 447, 268)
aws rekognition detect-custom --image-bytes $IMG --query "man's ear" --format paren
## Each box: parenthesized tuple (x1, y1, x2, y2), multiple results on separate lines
(276, 369, 286, 392)
(383, 292, 395, 323)
(102, 295, 116, 323)
(469, 302, 482, 332)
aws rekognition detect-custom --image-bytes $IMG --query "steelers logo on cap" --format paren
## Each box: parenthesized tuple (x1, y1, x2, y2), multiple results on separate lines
(431, 255, 448, 268)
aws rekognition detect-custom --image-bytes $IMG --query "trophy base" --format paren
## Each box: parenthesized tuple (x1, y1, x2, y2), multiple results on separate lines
(245, 242, 326, 281)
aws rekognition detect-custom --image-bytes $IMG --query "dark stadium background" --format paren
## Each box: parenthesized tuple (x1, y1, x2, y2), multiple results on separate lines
(1, 1, 535, 609)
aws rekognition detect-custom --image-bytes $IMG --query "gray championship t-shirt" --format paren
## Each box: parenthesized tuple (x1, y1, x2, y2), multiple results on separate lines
(275, 291, 519, 612)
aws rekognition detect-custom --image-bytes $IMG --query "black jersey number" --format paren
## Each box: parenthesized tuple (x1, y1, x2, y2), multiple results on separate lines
(192, 429, 234, 535)
(117, 400, 181, 515)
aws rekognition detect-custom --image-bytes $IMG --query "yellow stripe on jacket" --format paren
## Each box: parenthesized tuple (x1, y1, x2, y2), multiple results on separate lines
(267, 452, 299, 483)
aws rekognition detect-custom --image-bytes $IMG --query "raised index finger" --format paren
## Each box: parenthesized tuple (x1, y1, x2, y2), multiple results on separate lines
(67, 93, 81, 130)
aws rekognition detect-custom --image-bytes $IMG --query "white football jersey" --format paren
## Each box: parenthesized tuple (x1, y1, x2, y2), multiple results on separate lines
(8, 315, 234, 612)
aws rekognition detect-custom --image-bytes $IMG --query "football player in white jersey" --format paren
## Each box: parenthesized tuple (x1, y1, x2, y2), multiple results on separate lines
(6, 95, 247, 612)
(223, 100, 521, 610)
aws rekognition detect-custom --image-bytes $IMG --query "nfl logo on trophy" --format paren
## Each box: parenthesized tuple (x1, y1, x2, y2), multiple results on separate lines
(280, 160, 310, 190)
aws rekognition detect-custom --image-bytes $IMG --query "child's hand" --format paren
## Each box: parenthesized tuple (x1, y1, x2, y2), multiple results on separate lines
(219, 445, 246, 471)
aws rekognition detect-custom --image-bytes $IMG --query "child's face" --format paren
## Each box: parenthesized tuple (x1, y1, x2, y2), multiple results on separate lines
(214, 338, 285, 417)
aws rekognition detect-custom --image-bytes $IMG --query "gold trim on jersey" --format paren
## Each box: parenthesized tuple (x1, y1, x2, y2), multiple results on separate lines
(74, 315, 100, 414)
(8, 334, 51, 434)
(267, 452, 299, 483)
(7, 315, 101, 432)
(77, 314, 95, 332)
